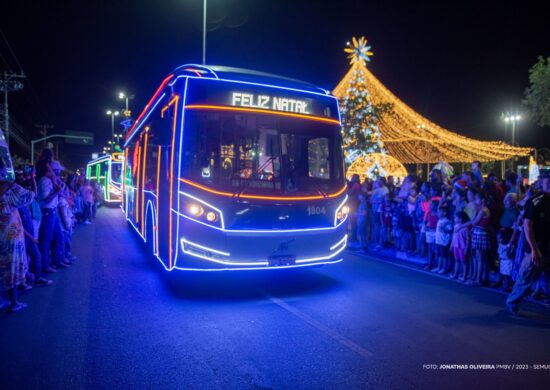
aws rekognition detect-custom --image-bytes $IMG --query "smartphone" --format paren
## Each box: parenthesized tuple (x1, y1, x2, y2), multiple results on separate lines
(23, 164, 33, 174)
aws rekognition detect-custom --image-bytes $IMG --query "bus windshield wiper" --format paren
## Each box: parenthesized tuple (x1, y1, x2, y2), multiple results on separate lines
(235, 155, 276, 198)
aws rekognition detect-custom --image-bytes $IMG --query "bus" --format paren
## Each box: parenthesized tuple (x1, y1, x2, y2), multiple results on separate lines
(123, 65, 349, 271)
(87, 152, 124, 203)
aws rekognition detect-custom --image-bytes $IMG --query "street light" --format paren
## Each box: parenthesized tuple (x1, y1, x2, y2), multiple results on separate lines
(118, 92, 134, 117)
(502, 113, 521, 146)
(203, 0, 207, 64)
(106, 110, 120, 142)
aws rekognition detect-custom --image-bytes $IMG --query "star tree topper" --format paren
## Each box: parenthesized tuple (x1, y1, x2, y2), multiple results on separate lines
(344, 36, 374, 65)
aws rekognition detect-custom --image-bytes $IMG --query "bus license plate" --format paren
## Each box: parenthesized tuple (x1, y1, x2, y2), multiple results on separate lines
(268, 255, 296, 267)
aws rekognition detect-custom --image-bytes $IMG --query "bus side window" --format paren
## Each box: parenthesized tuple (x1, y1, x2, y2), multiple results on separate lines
(143, 124, 157, 192)
(307, 137, 330, 179)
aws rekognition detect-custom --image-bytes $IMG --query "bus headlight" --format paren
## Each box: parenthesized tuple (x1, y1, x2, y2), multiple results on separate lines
(334, 198, 349, 225)
(180, 192, 224, 229)
(189, 204, 204, 217)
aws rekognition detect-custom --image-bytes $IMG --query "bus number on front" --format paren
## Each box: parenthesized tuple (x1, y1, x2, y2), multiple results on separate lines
(307, 206, 326, 216)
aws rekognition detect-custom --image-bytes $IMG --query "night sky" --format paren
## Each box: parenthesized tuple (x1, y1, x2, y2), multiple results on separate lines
(1, 0, 548, 168)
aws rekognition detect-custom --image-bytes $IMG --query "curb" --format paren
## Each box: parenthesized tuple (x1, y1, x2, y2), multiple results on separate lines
(345, 247, 550, 309)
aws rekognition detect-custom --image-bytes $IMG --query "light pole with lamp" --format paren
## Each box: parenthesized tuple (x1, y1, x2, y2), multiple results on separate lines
(503, 113, 521, 146)
(106, 110, 120, 142)
(118, 92, 135, 137)
(203, 0, 207, 64)
(503, 113, 522, 171)
(118, 92, 134, 116)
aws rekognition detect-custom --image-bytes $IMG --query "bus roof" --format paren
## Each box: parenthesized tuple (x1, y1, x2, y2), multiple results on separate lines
(125, 65, 338, 146)
(172, 64, 331, 95)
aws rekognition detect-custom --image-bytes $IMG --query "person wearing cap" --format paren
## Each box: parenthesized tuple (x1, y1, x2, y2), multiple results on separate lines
(506, 172, 550, 316)
(36, 159, 69, 272)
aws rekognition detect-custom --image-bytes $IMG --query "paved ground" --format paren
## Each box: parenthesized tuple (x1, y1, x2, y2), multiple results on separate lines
(1, 207, 550, 389)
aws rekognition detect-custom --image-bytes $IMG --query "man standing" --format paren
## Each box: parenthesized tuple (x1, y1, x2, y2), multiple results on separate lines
(506, 172, 550, 315)
(37, 160, 69, 272)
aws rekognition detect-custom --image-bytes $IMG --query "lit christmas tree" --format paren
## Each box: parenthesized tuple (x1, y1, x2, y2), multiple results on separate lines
(340, 37, 391, 165)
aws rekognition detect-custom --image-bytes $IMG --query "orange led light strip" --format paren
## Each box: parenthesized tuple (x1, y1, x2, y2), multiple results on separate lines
(161, 96, 178, 118)
(185, 105, 340, 125)
(125, 74, 174, 143)
(168, 95, 180, 268)
(179, 178, 346, 201)
(141, 129, 149, 235)
(156, 145, 161, 256)
(122, 148, 128, 209)
(136, 136, 142, 224)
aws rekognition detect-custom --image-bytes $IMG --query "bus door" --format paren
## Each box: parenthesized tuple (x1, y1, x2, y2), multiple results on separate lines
(155, 96, 180, 265)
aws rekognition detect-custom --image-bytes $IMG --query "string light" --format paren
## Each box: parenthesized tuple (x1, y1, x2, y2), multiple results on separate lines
(347, 153, 408, 183)
(334, 39, 532, 163)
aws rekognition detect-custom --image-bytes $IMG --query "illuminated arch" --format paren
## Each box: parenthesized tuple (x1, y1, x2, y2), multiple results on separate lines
(346, 153, 408, 183)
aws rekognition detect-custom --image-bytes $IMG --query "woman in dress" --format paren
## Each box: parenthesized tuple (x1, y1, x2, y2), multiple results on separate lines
(468, 191, 492, 286)
(0, 158, 35, 312)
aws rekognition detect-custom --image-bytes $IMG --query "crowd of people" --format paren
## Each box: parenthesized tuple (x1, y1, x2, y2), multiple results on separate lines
(0, 148, 104, 313)
(346, 161, 550, 313)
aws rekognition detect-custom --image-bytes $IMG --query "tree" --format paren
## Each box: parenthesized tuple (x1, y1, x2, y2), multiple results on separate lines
(339, 37, 392, 164)
(523, 56, 550, 127)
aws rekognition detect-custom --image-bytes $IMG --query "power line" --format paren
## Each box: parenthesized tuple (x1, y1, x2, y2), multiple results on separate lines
(0, 51, 13, 72)
(7, 117, 31, 153)
(0, 71, 26, 146)
(0, 28, 51, 132)
(0, 28, 24, 72)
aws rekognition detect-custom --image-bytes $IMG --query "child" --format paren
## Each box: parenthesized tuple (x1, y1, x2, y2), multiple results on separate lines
(80, 180, 94, 224)
(500, 193, 518, 229)
(401, 186, 417, 252)
(58, 187, 76, 262)
(379, 193, 393, 248)
(356, 192, 368, 250)
(495, 228, 514, 291)
(450, 211, 470, 281)
(434, 206, 453, 274)
(423, 200, 439, 270)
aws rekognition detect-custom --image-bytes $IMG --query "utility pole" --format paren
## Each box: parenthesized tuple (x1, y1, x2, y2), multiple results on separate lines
(0, 71, 25, 146)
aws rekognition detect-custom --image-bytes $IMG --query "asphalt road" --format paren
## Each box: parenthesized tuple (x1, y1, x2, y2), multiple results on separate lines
(1, 207, 550, 389)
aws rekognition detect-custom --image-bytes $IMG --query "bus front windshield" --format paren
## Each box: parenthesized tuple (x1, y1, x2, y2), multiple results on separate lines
(182, 110, 344, 195)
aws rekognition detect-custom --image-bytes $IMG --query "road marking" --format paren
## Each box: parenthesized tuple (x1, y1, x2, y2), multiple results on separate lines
(262, 291, 373, 360)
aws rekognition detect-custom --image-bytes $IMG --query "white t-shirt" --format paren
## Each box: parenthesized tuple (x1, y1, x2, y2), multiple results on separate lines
(37, 176, 58, 209)
(435, 217, 452, 246)
(370, 186, 389, 213)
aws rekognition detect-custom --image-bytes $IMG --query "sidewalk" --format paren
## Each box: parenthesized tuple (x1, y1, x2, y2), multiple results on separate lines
(346, 242, 550, 308)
